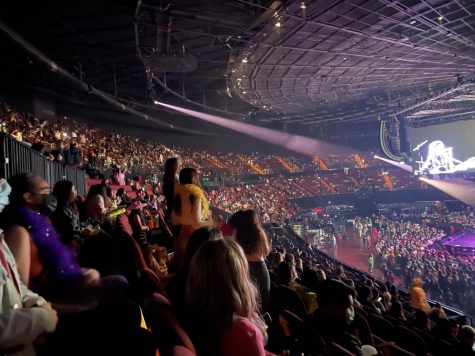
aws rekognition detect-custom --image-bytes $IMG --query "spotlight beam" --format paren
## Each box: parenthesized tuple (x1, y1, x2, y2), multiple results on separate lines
(374, 155, 413, 172)
(154, 101, 345, 156)
(420, 176, 475, 207)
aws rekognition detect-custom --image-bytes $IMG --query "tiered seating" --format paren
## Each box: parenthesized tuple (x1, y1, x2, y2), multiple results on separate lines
(389, 168, 426, 190)
(266, 225, 471, 356)
(322, 171, 358, 193)
(352, 168, 387, 191)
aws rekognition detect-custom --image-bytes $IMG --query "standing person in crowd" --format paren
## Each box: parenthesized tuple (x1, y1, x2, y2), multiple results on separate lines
(231, 209, 271, 312)
(409, 277, 431, 313)
(88, 146, 96, 168)
(0, 178, 59, 355)
(63, 143, 81, 167)
(179, 167, 201, 187)
(162, 157, 180, 219)
(171, 175, 211, 270)
(368, 254, 374, 273)
(185, 239, 269, 356)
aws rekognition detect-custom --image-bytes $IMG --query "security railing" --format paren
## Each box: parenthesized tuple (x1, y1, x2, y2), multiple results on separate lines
(0, 133, 87, 195)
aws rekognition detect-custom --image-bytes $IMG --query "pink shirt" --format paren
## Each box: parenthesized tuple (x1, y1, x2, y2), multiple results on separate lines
(218, 319, 274, 356)
(84, 194, 107, 220)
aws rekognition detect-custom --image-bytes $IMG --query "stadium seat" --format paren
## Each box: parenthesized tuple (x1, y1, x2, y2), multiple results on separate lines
(366, 313, 394, 341)
(279, 310, 326, 355)
(147, 293, 196, 355)
(328, 342, 357, 355)
(392, 325, 427, 356)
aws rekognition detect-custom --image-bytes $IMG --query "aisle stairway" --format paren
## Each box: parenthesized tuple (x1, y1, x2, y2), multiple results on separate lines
(319, 176, 336, 194)
(350, 175, 363, 189)
(314, 155, 329, 170)
(277, 157, 298, 172)
(207, 154, 226, 169)
(354, 153, 366, 168)
(239, 155, 264, 174)
(382, 172, 394, 190)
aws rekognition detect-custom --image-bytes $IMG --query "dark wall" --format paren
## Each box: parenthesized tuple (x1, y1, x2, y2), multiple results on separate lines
(293, 189, 455, 209)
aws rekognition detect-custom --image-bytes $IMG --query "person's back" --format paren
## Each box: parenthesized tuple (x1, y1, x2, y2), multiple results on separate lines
(185, 239, 269, 356)
(230, 210, 271, 311)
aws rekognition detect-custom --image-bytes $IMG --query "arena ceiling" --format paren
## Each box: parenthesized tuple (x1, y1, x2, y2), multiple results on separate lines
(1, 0, 475, 133)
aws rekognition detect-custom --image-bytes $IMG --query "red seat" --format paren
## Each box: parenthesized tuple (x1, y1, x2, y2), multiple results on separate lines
(173, 346, 196, 356)
(117, 213, 134, 238)
(328, 342, 357, 355)
(117, 214, 168, 297)
(148, 293, 196, 355)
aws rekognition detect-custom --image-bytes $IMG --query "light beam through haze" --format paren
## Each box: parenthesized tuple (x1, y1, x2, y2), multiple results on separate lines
(154, 101, 347, 156)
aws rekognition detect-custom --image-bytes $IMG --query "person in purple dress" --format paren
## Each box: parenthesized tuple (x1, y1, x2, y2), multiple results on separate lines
(0, 173, 126, 305)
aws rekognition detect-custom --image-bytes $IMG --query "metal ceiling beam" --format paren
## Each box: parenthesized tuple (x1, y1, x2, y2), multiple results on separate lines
(391, 81, 475, 117)
(237, 0, 475, 62)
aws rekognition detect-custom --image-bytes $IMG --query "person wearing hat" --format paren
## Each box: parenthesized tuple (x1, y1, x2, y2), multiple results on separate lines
(0, 178, 58, 355)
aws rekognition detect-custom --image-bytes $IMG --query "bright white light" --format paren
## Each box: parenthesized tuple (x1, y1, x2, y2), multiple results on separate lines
(438, 16, 444, 21)
(242, 58, 248, 63)
(410, 20, 416, 25)
(275, 21, 281, 27)
(300, 2, 306, 10)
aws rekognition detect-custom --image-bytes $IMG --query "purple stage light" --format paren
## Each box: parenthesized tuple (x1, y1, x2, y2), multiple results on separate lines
(154, 101, 346, 156)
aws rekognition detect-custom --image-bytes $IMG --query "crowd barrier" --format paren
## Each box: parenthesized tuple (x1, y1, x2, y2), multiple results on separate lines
(0, 133, 87, 195)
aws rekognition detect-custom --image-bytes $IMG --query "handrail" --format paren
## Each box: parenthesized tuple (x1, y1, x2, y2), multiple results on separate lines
(0, 133, 87, 195)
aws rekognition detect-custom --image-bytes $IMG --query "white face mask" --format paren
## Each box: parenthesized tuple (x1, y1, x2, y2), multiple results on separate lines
(345, 306, 355, 325)
(0, 179, 11, 213)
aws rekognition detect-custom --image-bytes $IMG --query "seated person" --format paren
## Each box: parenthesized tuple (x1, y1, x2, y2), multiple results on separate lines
(275, 262, 317, 315)
(52, 180, 82, 246)
(0, 173, 125, 305)
(83, 184, 108, 221)
(306, 279, 364, 356)
(0, 178, 58, 354)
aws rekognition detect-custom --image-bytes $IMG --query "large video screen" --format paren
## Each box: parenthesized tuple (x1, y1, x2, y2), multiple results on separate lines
(410, 120, 475, 176)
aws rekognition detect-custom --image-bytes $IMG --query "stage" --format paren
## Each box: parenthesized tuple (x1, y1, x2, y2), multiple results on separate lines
(441, 230, 475, 256)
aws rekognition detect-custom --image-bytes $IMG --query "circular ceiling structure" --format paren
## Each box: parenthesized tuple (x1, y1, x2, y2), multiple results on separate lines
(231, 0, 475, 124)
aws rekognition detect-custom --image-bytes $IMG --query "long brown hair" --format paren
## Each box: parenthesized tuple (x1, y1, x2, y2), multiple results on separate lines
(162, 157, 179, 211)
(232, 209, 270, 257)
(179, 167, 201, 187)
(186, 239, 267, 351)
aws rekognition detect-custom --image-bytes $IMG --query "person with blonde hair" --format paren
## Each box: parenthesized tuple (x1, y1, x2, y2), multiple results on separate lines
(185, 239, 268, 356)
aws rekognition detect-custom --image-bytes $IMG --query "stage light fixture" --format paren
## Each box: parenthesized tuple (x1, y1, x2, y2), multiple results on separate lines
(300, 2, 306, 10)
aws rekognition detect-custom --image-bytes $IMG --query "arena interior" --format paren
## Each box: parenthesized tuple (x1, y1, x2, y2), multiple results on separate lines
(0, 1, 475, 355)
